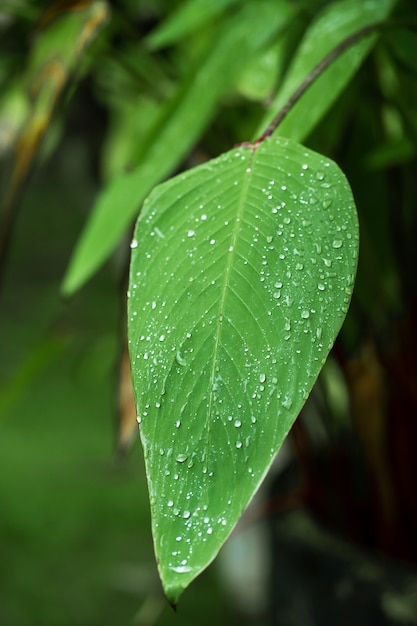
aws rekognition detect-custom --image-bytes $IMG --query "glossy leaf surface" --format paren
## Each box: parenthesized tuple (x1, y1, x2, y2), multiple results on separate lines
(128, 136, 358, 603)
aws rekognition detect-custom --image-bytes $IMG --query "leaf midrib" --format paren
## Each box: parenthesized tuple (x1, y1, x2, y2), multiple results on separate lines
(205, 146, 255, 473)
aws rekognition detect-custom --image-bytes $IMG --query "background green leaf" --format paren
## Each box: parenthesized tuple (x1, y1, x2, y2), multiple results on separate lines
(128, 136, 358, 603)
(146, 0, 241, 50)
(254, 0, 397, 143)
(0, 1, 109, 261)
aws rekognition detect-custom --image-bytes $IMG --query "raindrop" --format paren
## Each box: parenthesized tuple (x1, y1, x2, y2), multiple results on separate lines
(282, 396, 293, 410)
(316, 171, 325, 181)
(175, 420, 181, 428)
(234, 420, 242, 428)
(176, 453, 188, 463)
(236, 441, 243, 449)
(301, 310, 310, 319)
(176, 351, 187, 366)
(318, 283, 325, 291)
(167, 500, 174, 507)
(130, 238, 138, 249)
(183, 510, 191, 519)
(259, 373, 266, 383)
(170, 565, 192, 574)
(187, 230, 195, 237)
(332, 239, 343, 249)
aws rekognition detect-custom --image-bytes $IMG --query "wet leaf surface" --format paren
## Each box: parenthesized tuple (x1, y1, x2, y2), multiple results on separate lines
(128, 136, 358, 603)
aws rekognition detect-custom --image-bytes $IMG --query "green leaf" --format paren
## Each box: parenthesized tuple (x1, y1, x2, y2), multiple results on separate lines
(254, 0, 397, 143)
(235, 40, 285, 102)
(146, 0, 241, 50)
(28, 1, 109, 78)
(1, 1, 109, 256)
(62, 0, 296, 295)
(128, 136, 358, 604)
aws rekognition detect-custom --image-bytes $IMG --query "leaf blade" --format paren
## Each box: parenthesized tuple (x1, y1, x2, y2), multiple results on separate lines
(128, 136, 358, 603)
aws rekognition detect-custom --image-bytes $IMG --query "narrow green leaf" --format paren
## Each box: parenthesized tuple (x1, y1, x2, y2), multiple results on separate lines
(147, 0, 240, 50)
(1, 1, 109, 261)
(254, 0, 397, 143)
(128, 136, 358, 604)
(29, 1, 109, 77)
(62, 1, 296, 294)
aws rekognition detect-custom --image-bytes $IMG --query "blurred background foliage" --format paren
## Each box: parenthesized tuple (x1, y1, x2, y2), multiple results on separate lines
(1, 0, 417, 624)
